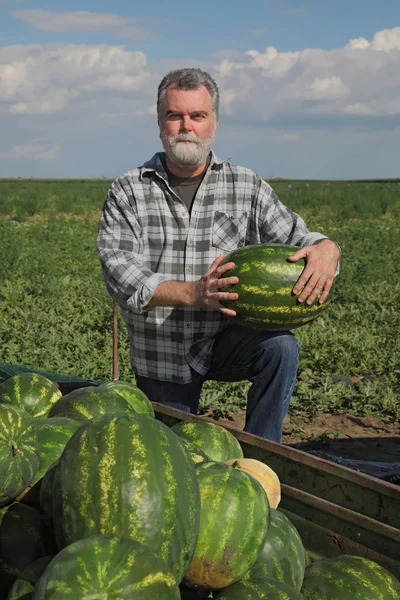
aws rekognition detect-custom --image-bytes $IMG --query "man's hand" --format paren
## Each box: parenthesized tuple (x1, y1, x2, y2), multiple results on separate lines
(194, 254, 239, 316)
(288, 239, 341, 305)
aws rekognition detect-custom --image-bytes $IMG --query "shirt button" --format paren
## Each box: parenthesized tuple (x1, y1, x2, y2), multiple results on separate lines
(188, 238, 193, 244)
(187, 266, 193, 273)
(186, 322, 191, 327)
(183, 211, 188, 217)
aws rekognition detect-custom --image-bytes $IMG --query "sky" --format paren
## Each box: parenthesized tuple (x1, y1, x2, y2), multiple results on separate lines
(1, 0, 400, 179)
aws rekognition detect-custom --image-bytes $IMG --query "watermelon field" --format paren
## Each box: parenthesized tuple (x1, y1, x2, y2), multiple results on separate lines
(1, 177, 399, 430)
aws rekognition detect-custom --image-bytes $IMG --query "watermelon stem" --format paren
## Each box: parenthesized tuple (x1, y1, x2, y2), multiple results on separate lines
(11, 442, 18, 457)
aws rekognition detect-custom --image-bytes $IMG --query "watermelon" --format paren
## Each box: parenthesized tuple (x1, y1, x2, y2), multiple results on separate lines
(0, 404, 39, 506)
(0, 503, 56, 597)
(171, 420, 243, 462)
(39, 464, 57, 532)
(0, 374, 61, 419)
(48, 386, 137, 421)
(7, 578, 33, 600)
(97, 380, 155, 417)
(184, 461, 270, 590)
(243, 509, 306, 591)
(301, 555, 400, 599)
(178, 438, 209, 465)
(31, 418, 81, 480)
(32, 534, 180, 599)
(214, 577, 304, 599)
(7, 556, 54, 600)
(53, 413, 200, 583)
(220, 244, 331, 331)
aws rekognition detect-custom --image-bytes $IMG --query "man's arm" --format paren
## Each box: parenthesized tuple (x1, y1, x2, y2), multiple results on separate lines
(255, 179, 341, 305)
(147, 255, 239, 317)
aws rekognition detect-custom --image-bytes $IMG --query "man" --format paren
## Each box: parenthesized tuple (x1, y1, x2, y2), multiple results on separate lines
(97, 68, 340, 443)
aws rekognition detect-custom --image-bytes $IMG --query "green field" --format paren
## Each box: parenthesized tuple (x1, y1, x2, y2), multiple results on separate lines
(0, 178, 399, 422)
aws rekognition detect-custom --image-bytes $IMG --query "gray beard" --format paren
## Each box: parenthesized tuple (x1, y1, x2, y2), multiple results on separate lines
(160, 129, 215, 168)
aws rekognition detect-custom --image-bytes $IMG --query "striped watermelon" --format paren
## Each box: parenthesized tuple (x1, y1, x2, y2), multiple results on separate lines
(39, 463, 57, 532)
(243, 509, 306, 591)
(301, 555, 400, 599)
(0, 374, 61, 419)
(52, 414, 200, 583)
(97, 380, 155, 417)
(0, 503, 56, 597)
(48, 386, 137, 421)
(8, 556, 53, 600)
(171, 420, 243, 462)
(178, 438, 209, 465)
(31, 418, 81, 480)
(33, 534, 180, 599)
(220, 244, 331, 331)
(215, 577, 304, 599)
(184, 461, 270, 590)
(0, 404, 39, 506)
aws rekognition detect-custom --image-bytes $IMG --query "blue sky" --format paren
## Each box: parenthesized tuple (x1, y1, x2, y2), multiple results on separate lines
(1, 0, 400, 179)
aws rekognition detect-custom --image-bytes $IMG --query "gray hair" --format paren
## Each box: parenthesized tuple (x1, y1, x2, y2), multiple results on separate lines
(157, 68, 220, 120)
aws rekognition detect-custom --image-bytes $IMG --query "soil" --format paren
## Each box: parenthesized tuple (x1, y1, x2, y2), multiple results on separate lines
(204, 410, 400, 481)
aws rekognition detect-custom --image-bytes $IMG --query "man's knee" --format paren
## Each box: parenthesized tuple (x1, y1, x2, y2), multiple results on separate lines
(252, 333, 299, 374)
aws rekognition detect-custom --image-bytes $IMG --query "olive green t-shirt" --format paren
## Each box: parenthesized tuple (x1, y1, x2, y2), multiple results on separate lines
(161, 154, 209, 214)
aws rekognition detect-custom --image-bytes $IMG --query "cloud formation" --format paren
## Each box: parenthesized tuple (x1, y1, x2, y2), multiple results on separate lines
(0, 43, 151, 115)
(0, 143, 60, 160)
(215, 27, 400, 120)
(1, 25, 400, 170)
(11, 9, 156, 38)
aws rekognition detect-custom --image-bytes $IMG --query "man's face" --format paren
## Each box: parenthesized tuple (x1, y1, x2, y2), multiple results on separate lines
(159, 85, 218, 169)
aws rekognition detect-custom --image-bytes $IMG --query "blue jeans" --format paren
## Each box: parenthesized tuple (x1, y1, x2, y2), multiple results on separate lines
(135, 324, 299, 443)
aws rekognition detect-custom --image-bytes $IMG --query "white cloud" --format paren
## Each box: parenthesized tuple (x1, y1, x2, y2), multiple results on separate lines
(304, 76, 348, 101)
(346, 27, 400, 51)
(0, 26, 400, 167)
(10, 9, 157, 38)
(0, 43, 150, 115)
(215, 27, 400, 119)
(0, 143, 60, 160)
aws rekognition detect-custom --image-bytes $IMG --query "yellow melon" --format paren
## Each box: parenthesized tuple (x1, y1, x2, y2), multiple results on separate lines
(226, 457, 281, 509)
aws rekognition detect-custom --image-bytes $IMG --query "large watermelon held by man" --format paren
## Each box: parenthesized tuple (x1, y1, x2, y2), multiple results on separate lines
(220, 243, 332, 331)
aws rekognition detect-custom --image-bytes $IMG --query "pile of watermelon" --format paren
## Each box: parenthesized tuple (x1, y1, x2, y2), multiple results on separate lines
(0, 373, 399, 599)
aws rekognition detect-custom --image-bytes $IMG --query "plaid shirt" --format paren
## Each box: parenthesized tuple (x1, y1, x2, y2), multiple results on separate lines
(97, 151, 327, 383)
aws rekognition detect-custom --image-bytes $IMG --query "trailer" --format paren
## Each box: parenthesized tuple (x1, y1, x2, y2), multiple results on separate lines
(1, 362, 399, 582)
(53, 377, 400, 581)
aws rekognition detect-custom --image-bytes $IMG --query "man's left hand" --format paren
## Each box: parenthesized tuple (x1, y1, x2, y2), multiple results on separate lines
(288, 239, 341, 305)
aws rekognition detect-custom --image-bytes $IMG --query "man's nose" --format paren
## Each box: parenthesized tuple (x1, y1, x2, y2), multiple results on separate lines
(180, 115, 192, 132)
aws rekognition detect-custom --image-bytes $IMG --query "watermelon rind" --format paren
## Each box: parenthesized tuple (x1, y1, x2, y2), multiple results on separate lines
(184, 461, 270, 590)
(220, 243, 331, 331)
(171, 420, 243, 462)
(244, 509, 306, 591)
(32, 534, 181, 599)
(0, 374, 62, 419)
(0, 404, 39, 506)
(48, 386, 137, 421)
(301, 555, 400, 599)
(7, 556, 54, 600)
(97, 380, 155, 417)
(0, 503, 56, 598)
(52, 413, 200, 583)
(214, 577, 304, 599)
(31, 418, 81, 481)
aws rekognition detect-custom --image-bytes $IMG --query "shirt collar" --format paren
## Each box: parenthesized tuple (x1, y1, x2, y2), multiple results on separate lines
(139, 150, 227, 181)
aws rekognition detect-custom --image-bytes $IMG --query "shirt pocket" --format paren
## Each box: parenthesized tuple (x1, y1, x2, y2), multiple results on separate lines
(212, 211, 248, 252)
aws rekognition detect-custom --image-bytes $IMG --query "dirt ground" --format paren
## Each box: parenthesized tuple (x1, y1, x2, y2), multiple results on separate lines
(204, 410, 400, 481)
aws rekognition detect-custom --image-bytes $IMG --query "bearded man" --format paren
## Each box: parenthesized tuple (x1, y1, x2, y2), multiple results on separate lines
(97, 68, 340, 443)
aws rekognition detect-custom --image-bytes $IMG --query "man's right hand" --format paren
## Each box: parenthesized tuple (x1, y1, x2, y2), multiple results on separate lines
(194, 254, 239, 316)
(146, 254, 239, 314)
